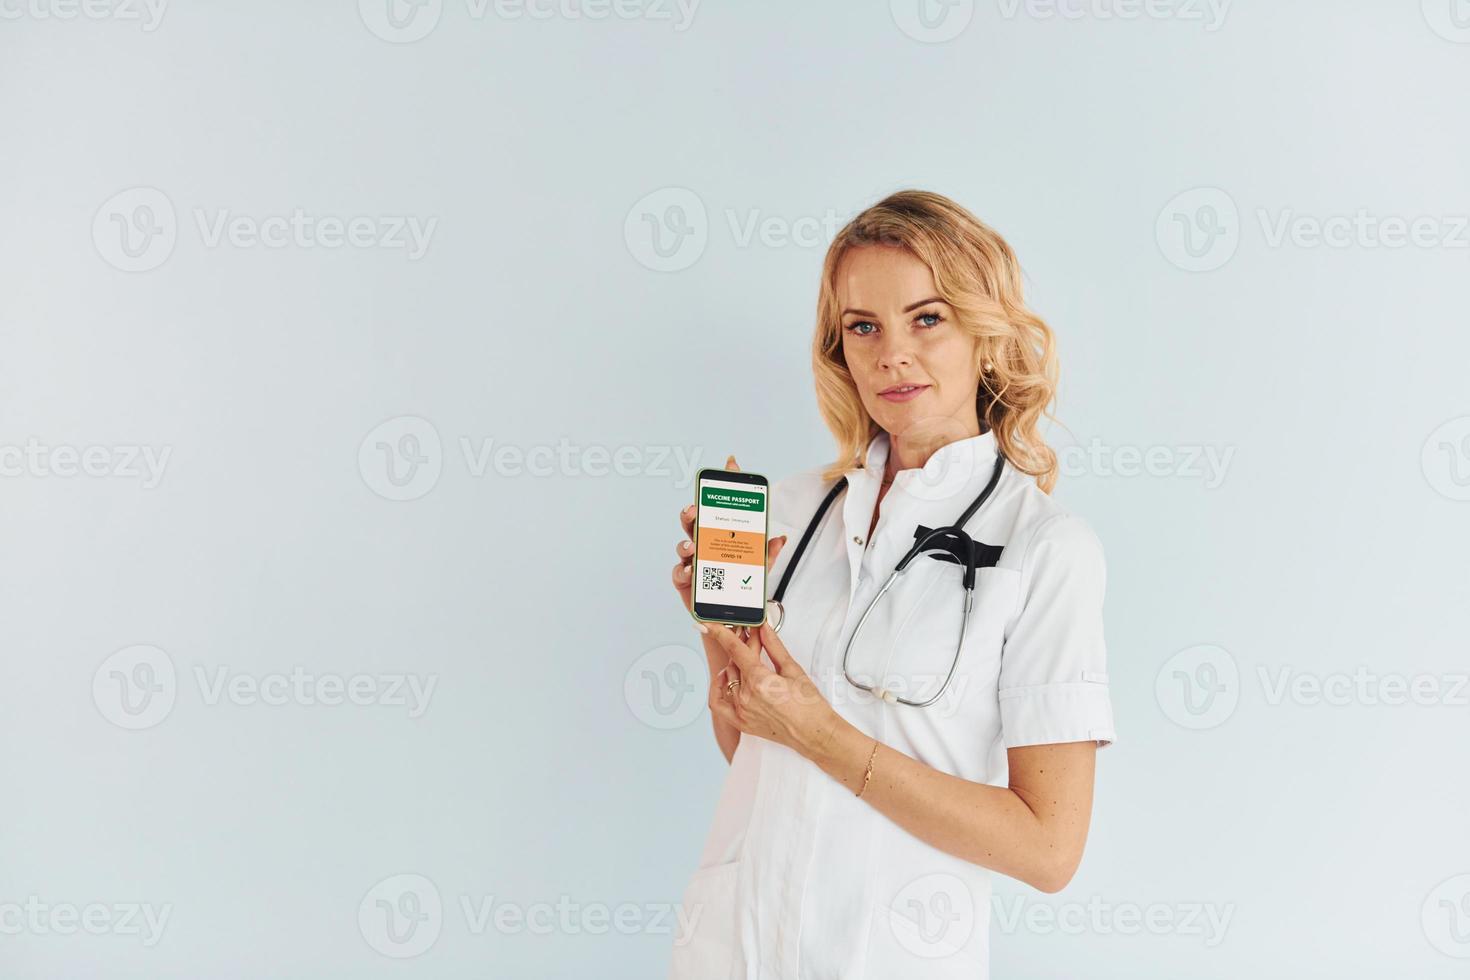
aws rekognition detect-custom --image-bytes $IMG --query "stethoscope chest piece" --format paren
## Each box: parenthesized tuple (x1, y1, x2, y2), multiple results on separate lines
(766, 598, 784, 631)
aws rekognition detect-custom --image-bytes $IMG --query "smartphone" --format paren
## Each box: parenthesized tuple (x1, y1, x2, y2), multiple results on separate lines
(691, 468, 769, 628)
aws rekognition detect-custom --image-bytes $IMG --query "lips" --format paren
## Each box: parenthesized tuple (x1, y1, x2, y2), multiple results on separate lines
(878, 383, 930, 402)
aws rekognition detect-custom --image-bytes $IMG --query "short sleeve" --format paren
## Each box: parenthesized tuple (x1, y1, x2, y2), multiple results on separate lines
(997, 513, 1115, 748)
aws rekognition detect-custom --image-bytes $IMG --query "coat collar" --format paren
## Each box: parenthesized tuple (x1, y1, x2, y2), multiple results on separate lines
(846, 427, 999, 506)
(836, 428, 1002, 599)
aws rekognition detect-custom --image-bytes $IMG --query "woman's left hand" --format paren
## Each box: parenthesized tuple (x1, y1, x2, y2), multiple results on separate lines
(704, 622, 847, 759)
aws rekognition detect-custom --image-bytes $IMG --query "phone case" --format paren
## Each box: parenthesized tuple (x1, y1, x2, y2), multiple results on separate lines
(690, 468, 769, 628)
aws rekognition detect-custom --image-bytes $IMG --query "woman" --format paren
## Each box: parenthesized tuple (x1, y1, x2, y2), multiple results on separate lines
(668, 190, 1115, 979)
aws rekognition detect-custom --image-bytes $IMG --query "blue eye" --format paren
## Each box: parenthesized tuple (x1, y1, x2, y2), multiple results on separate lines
(916, 312, 943, 328)
(846, 321, 877, 336)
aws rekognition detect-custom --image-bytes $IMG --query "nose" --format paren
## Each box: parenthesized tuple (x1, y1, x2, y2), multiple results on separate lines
(875, 332, 914, 372)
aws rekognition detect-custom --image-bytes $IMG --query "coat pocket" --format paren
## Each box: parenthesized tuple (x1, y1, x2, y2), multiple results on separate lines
(668, 861, 740, 980)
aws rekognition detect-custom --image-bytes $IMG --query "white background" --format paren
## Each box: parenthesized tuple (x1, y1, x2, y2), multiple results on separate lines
(1, 1, 1467, 977)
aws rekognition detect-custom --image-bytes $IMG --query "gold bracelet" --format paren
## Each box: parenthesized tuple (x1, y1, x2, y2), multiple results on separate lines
(855, 739, 879, 798)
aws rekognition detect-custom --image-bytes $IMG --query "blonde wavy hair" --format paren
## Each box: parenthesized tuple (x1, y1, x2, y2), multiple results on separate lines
(814, 190, 1060, 493)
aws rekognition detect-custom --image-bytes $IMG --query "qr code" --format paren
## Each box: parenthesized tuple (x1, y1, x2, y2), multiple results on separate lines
(701, 566, 725, 590)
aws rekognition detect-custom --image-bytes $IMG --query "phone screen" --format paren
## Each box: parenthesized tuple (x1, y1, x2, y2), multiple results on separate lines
(693, 472, 768, 624)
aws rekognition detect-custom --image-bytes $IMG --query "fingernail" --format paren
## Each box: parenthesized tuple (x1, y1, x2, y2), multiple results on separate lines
(695, 622, 708, 634)
(726, 455, 737, 467)
(679, 541, 691, 552)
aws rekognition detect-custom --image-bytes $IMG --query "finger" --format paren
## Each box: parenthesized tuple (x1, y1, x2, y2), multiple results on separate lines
(680, 503, 695, 537)
(675, 538, 694, 563)
(710, 689, 741, 729)
(759, 621, 802, 675)
(766, 534, 787, 568)
(672, 563, 693, 611)
(724, 625, 765, 675)
(726, 454, 740, 472)
(703, 623, 761, 675)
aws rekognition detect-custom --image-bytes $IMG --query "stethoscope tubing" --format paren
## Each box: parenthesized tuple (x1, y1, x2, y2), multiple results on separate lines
(768, 451, 1006, 707)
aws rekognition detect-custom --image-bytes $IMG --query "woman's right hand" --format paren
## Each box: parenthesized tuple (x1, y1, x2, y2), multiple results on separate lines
(671, 454, 786, 763)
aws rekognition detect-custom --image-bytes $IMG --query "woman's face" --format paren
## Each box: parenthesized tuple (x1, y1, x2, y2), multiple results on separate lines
(837, 245, 981, 443)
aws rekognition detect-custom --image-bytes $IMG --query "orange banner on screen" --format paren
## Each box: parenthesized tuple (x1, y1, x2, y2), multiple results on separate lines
(698, 529, 764, 566)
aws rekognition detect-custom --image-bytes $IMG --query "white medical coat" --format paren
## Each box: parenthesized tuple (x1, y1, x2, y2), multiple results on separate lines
(670, 429, 1115, 980)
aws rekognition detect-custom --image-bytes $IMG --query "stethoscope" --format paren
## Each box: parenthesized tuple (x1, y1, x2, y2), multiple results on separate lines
(765, 452, 1007, 707)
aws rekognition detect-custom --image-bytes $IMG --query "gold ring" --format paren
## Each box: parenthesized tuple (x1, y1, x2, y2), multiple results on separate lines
(725, 679, 741, 698)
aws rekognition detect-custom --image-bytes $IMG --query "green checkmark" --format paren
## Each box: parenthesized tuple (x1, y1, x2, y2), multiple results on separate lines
(741, 575, 752, 585)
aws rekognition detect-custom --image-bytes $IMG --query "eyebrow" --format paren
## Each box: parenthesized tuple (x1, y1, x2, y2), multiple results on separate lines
(841, 296, 947, 317)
